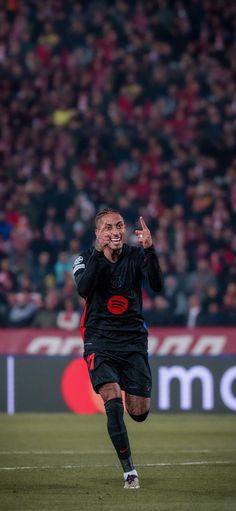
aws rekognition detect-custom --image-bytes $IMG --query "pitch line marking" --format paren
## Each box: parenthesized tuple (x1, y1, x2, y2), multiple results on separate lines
(0, 461, 235, 471)
(0, 448, 235, 455)
(0, 450, 111, 455)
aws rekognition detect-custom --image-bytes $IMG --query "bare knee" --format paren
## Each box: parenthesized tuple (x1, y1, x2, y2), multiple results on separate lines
(99, 382, 121, 403)
(125, 394, 150, 421)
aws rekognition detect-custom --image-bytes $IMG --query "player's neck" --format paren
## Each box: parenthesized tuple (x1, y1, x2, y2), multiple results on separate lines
(104, 247, 122, 263)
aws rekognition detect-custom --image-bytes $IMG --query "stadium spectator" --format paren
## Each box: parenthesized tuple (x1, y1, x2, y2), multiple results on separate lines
(56, 297, 80, 330)
(197, 301, 224, 327)
(144, 295, 174, 327)
(32, 290, 60, 328)
(54, 250, 71, 287)
(0, 284, 9, 327)
(184, 294, 203, 328)
(0, 210, 13, 241)
(186, 259, 217, 300)
(0, 257, 17, 293)
(32, 251, 54, 293)
(7, 292, 39, 327)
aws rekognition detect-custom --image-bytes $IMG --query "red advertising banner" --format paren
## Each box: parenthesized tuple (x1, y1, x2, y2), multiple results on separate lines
(0, 327, 236, 356)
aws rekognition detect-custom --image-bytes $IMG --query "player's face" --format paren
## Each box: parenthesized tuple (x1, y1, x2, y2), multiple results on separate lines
(97, 213, 126, 250)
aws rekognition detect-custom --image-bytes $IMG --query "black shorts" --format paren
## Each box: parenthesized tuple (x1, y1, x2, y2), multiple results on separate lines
(84, 350, 152, 397)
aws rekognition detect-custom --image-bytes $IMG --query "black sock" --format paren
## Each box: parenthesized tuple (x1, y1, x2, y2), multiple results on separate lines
(105, 397, 134, 472)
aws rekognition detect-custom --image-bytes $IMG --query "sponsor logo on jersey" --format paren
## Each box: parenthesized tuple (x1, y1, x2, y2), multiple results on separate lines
(107, 295, 128, 315)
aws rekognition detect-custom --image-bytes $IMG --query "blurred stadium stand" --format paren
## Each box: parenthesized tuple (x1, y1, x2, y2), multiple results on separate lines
(0, 0, 236, 327)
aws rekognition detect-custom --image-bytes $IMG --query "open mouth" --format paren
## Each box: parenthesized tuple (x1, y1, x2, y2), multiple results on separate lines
(110, 238, 121, 244)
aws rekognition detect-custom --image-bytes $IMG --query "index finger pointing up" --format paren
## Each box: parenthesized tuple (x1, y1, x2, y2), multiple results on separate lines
(139, 216, 147, 229)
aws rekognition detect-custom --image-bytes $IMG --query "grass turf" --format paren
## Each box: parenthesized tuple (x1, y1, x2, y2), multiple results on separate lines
(0, 413, 236, 511)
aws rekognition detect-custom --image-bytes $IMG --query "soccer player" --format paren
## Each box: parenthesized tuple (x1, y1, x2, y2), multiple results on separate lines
(73, 208, 163, 489)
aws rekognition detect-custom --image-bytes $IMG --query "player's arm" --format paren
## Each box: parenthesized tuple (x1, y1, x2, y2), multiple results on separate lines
(73, 227, 110, 298)
(142, 245, 163, 292)
(135, 216, 164, 293)
(73, 250, 104, 298)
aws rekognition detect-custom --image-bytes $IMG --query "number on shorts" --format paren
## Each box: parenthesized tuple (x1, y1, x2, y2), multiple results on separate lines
(87, 353, 95, 371)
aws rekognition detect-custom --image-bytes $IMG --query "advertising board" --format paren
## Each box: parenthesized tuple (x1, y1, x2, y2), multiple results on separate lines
(0, 327, 235, 355)
(1, 355, 235, 414)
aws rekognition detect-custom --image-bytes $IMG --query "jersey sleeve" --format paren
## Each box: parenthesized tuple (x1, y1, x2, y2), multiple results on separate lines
(139, 245, 164, 293)
(73, 249, 104, 299)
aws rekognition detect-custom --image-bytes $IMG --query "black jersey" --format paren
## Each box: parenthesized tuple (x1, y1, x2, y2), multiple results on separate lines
(73, 244, 163, 353)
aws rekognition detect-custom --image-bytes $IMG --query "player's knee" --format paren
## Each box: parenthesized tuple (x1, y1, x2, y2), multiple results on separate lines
(99, 382, 121, 402)
(128, 410, 149, 422)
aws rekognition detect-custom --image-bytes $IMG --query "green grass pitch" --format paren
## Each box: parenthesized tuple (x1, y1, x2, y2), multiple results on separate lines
(0, 414, 236, 511)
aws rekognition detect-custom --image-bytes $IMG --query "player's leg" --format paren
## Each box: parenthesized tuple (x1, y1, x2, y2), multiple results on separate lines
(121, 351, 152, 422)
(99, 382, 140, 489)
(120, 352, 151, 487)
(125, 394, 150, 422)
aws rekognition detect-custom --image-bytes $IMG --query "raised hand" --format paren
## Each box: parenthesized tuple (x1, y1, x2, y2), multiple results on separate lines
(135, 216, 153, 249)
(95, 228, 110, 252)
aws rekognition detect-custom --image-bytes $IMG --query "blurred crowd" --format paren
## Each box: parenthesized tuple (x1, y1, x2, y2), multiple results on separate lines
(0, 0, 236, 329)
